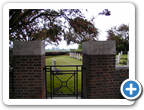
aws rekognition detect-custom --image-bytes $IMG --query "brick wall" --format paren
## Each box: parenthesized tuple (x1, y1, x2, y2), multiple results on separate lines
(82, 54, 129, 99)
(114, 68, 129, 98)
(9, 67, 14, 92)
(13, 55, 46, 99)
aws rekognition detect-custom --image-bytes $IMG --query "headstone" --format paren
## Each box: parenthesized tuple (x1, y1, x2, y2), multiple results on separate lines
(119, 53, 121, 58)
(117, 55, 120, 63)
(127, 60, 129, 65)
(121, 51, 123, 55)
(52, 58, 56, 71)
(128, 51, 129, 60)
(118, 53, 121, 63)
(79, 54, 80, 60)
(77, 53, 78, 59)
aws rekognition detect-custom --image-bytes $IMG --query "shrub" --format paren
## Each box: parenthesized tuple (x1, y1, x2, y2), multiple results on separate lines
(121, 58, 127, 60)
(122, 61, 127, 65)
(45, 52, 68, 56)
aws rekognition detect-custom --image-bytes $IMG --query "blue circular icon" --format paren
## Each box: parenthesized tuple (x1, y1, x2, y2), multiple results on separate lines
(121, 79, 142, 100)
(123, 81, 139, 97)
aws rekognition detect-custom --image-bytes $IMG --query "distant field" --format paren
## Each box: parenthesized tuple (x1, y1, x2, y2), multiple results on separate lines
(45, 50, 70, 52)
(74, 49, 82, 52)
(45, 49, 82, 52)
(46, 55, 82, 65)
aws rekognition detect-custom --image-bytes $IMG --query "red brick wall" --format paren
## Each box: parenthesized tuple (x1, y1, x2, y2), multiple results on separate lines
(82, 54, 129, 99)
(9, 68, 14, 92)
(13, 55, 46, 99)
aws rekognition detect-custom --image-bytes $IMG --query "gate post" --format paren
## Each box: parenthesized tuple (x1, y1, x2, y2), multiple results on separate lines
(82, 41, 116, 99)
(13, 41, 46, 99)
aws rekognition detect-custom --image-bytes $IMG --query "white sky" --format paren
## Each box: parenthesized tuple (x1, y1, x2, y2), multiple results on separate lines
(45, 8, 129, 49)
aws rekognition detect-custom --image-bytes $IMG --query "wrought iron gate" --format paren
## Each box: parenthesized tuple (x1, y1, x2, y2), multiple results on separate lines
(44, 65, 83, 99)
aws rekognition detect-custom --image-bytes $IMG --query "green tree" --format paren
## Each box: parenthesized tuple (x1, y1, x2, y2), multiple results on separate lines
(9, 9, 111, 45)
(70, 49, 75, 52)
(9, 9, 111, 66)
(106, 24, 129, 52)
(9, 9, 100, 45)
(78, 44, 82, 49)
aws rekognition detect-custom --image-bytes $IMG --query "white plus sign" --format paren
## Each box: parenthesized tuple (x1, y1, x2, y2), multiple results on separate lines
(126, 83, 137, 95)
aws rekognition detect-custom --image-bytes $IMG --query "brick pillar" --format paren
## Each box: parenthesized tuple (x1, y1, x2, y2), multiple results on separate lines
(82, 41, 116, 99)
(13, 41, 46, 99)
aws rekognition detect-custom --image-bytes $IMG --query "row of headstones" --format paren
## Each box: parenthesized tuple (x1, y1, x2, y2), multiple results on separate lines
(115, 51, 129, 65)
(69, 52, 82, 60)
(69, 51, 129, 66)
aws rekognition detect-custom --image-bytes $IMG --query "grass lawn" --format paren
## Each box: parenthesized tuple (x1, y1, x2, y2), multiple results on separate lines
(116, 54, 128, 65)
(45, 55, 82, 96)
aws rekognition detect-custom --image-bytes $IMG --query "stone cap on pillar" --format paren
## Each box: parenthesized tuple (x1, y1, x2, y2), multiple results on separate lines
(13, 41, 45, 55)
(82, 40, 116, 55)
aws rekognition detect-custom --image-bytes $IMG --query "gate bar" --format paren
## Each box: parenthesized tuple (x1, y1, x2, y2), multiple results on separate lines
(81, 66, 83, 98)
(74, 71, 75, 96)
(76, 66, 78, 99)
(44, 67, 47, 99)
(50, 67, 52, 99)
(45, 65, 83, 99)
(53, 71, 54, 98)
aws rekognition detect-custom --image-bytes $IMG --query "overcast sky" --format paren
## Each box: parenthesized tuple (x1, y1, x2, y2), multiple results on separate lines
(45, 8, 129, 49)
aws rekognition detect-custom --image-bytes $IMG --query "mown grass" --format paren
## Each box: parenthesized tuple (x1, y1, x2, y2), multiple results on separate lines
(45, 55, 82, 96)
(116, 54, 128, 65)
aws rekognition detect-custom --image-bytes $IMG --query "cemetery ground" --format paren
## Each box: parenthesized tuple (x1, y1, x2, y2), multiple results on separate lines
(45, 55, 82, 96)
(116, 54, 128, 65)
(45, 54, 128, 97)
